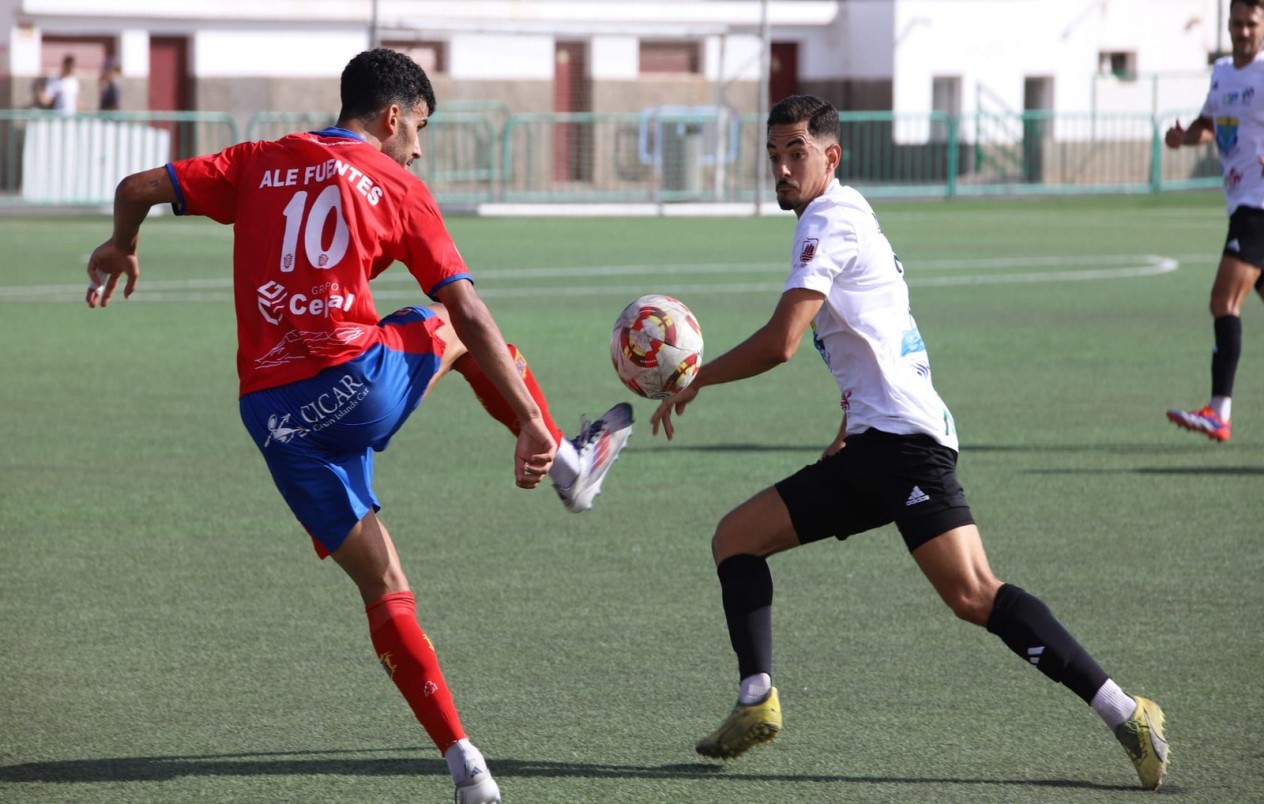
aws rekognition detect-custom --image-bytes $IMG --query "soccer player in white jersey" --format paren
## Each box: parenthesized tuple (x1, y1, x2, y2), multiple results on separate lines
(1165, 0, 1264, 442)
(650, 95, 1170, 790)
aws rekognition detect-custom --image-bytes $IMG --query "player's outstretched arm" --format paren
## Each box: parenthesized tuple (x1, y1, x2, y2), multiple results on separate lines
(1164, 116, 1213, 149)
(651, 288, 825, 440)
(436, 280, 557, 488)
(86, 166, 178, 308)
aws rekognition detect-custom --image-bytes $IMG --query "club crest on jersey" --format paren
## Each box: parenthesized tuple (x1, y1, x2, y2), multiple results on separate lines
(798, 238, 819, 264)
(1216, 116, 1239, 154)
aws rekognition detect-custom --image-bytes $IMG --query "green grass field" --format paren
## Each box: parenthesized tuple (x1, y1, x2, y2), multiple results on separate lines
(2, 192, 1262, 803)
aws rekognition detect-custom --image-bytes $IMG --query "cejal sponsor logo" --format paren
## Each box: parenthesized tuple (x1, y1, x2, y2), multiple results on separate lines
(256, 280, 356, 324)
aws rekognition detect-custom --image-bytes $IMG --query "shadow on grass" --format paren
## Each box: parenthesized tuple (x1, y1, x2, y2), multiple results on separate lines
(0, 749, 1136, 791)
(633, 442, 1242, 458)
(631, 443, 823, 454)
(964, 443, 1221, 454)
(1023, 466, 1264, 476)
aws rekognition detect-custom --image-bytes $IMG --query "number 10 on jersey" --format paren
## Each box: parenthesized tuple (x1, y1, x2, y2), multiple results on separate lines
(280, 185, 350, 272)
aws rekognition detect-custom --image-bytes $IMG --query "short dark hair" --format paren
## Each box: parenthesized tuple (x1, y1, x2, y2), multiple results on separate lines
(767, 95, 839, 144)
(1232, 0, 1264, 10)
(339, 48, 437, 123)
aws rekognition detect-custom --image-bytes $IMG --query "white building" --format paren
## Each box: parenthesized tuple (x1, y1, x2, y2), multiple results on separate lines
(0, 0, 1231, 121)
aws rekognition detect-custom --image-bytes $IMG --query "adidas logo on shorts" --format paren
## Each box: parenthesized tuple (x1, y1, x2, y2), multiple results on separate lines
(905, 485, 930, 506)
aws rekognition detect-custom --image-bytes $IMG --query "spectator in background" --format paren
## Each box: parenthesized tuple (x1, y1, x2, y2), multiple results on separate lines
(39, 54, 80, 114)
(99, 58, 121, 111)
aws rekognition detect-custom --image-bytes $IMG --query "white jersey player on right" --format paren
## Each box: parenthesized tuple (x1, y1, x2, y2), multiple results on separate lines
(1164, 0, 1264, 442)
(650, 94, 1169, 791)
(785, 179, 957, 452)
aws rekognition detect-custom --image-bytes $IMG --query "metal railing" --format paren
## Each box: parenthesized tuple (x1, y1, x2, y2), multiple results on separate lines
(0, 110, 238, 206)
(0, 108, 1221, 208)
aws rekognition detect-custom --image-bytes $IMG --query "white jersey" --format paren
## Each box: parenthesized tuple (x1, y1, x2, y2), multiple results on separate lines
(784, 180, 958, 450)
(45, 75, 80, 114)
(1201, 54, 1264, 213)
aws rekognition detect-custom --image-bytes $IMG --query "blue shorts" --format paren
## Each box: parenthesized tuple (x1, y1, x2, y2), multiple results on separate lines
(239, 306, 444, 556)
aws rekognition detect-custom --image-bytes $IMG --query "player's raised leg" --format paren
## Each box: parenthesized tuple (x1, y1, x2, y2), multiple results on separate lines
(424, 303, 633, 512)
(913, 525, 1169, 790)
(696, 487, 801, 759)
(332, 512, 501, 803)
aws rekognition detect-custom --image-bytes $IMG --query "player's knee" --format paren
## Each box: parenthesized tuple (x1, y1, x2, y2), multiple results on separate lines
(353, 567, 410, 604)
(711, 512, 753, 563)
(942, 585, 996, 626)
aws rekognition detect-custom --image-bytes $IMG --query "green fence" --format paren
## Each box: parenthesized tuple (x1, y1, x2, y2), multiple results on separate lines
(0, 107, 1221, 208)
(244, 106, 499, 204)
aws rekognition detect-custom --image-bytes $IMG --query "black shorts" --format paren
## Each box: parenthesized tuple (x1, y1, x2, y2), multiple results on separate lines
(774, 429, 975, 553)
(1224, 206, 1264, 270)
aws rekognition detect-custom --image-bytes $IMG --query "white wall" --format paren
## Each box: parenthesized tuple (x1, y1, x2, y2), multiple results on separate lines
(449, 34, 554, 80)
(193, 30, 364, 77)
(119, 29, 146, 77)
(834, 0, 893, 79)
(892, 0, 1211, 116)
(591, 35, 637, 81)
(7, 20, 40, 75)
(706, 33, 763, 83)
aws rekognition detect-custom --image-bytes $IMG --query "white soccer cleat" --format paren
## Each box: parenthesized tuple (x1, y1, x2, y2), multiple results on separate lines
(453, 762, 501, 804)
(554, 402, 634, 512)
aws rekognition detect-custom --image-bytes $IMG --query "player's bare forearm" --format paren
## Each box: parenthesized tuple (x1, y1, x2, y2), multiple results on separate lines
(1186, 120, 1214, 146)
(1165, 117, 1213, 149)
(693, 288, 825, 390)
(692, 331, 786, 390)
(111, 167, 177, 248)
(86, 168, 175, 307)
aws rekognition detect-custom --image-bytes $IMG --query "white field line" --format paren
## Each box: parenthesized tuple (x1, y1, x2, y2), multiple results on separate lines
(2, 254, 1184, 303)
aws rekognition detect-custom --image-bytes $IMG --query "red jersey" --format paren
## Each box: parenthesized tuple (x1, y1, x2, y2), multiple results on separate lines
(167, 127, 472, 396)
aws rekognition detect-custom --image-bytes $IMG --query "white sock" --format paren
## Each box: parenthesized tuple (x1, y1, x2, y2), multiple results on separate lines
(549, 437, 580, 488)
(443, 739, 485, 785)
(1210, 395, 1232, 421)
(1090, 679, 1136, 730)
(738, 673, 772, 705)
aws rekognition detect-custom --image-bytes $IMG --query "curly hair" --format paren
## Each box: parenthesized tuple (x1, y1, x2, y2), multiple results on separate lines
(767, 95, 839, 144)
(338, 48, 437, 123)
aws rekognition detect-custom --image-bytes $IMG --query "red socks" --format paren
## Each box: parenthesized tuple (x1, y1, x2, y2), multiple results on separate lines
(454, 343, 564, 443)
(365, 591, 465, 752)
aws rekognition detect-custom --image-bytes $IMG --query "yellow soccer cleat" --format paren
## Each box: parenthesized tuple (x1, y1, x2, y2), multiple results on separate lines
(1113, 696, 1170, 791)
(696, 687, 783, 760)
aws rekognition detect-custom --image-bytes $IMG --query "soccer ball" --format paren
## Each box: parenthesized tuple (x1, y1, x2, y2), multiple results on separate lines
(611, 294, 704, 399)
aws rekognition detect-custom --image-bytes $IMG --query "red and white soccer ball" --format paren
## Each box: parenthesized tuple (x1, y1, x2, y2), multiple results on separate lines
(611, 294, 704, 400)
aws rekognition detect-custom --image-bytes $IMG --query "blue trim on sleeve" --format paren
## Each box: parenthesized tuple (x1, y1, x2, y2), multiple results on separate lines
(312, 126, 366, 141)
(165, 163, 188, 215)
(427, 273, 474, 301)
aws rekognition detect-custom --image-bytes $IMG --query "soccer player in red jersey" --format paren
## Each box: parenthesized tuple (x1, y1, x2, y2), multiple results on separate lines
(84, 49, 632, 803)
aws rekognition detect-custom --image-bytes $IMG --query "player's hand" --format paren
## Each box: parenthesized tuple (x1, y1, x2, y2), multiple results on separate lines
(650, 384, 700, 441)
(1164, 122, 1186, 150)
(821, 435, 847, 458)
(86, 239, 139, 308)
(514, 417, 557, 489)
